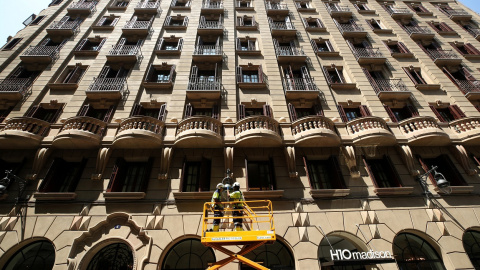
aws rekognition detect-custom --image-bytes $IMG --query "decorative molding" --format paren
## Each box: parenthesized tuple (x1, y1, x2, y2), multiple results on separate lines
(451, 145, 476, 175)
(341, 146, 360, 178)
(159, 147, 173, 180)
(397, 145, 420, 176)
(27, 148, 52, 180)
(285, 146, 298, 178)
(91, 147, 111, 180)
(224, 147, 234, 176)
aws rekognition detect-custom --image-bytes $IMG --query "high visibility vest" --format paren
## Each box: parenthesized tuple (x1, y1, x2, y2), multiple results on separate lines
(211, 190, 223, 209)
(230, 190, 244, 208)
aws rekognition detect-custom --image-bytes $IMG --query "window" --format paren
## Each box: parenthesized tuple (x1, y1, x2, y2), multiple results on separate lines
(53, 64, 88, 84)
(171, 0, 191, 8)
(311, 39, 335, 53)
(393, 233, 446, 270)
(111, 0, 129, 7)
(403, 67, 428, 85)
(463, 230, 480, 269)
(162, 239, 215, 269)
(0, 107, 13, 123)
(24, 104, 64, 123)
(188, 65, 221, 91)
(427, 22, 454, 34)
(294, 1, 313, 10)
(287, 103, 323, 121)
(2, 38, 22, 50)
(407, 3, 431, 14)
(337, 105, 371, 122)
(322, 66, 347, 84)
(419, 154, 467, 187)
(451, 42, 480, 57)
(301, 17, 324, 31)
(235, 38, 258, 52)
(38, 158, 86, 192)
(236, 0, 252, 9)
(0, 65, 39, 89)
(156, 37, 184, 52)
(366, 19, 388, 31)
(181, 159, 211, 192)
(241, 241, 294, 270)
(384, 41, 412, 56)
(145, 64, 176, 84)
(238, 104, 272, 119)
(77, 104, 116, 122)
(246, 159, 276, 190)
(87, 243, 133, 270)
(30, 15, 46, 25)
(94, 16, 120, 28)
(183, 103, 219, 119)
(363, 155, 402, 188)
(384, 104, 419, 122)
(107, 158, 153, 192)
(130, 103, 167, 120)
(353, 2, 372, 12)
(305, 156, 345, 190)
(4, 241, 55, 270)
(430, 104, 465, 122)
(281, 65, 316, 91)
(164, 15, 189, 28)
(49, 0, 63, 6)
(236, 65, 264, 83)
(442, 66, 480, 94)
(75, 38, 106, 53)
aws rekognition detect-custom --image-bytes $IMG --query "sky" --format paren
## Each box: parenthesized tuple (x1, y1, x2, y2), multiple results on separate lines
(0, 0, 479, 47)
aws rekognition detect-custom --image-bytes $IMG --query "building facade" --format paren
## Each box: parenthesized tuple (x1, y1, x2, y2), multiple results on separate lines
(0, 0, 480, 268)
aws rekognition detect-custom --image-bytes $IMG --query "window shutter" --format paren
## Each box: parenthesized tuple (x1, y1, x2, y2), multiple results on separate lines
(295, 2, 301, 9)
(362, 157, 379, 187)
(238, 104, 246, 120)
(366, 19, 375, 30)
(287, 103, 297, 122)
(384, 105, 397, 122)
(385, 155, 402, 187)
(97, 17, 107, 26)
(407, 105, 420, 117)
(180, 158, 187, 191)
(212, 104, 219, 119)
(362, 68, 381, 94)
(164, 16, 171, 26)
(50, 105, 64, 123)
(418, 156, 435, 183)
(184, 103, 193, 118)
(448, 104, 466, 119)
(258, 65, 264, 83)
(103, 105, 115, 122)
(169, 65, 175, 82)
(77, 104, 90, 116)
(302, 157, 313, 189)
(301, 18, 308, 28)
(39, 159, 66, 192)
(465, 43, 480, 55)
(25, 105, 40, 118)
(183, 16, 189, 26)
(107, 158, 127, 192)
(316, 19, 323, 28)
(439, 22, 453, 32)
(251, 16, 255, 26)
(441, 155, 466, 186)
(359, 105, 371, 117)
(75, 39, 88, 51)
(199, 158, 211, 191)
(67, 66, 83, 83)
(426, 22, 437, 32)
(397, 42, 410, 54)
(140, 158, 153, 192)
(337, 105, 348, 122)
(268, 158, 276, 190)
(235, 38, 241, 50)
(186, 0, 191, 7)
(190, 65, 198, 81)
(462, 67, 476, 81)
(158, 103, 167, 121)
(144, 65, 155, 83)
(403, 67, 419, 84)
(263, 104, 272, 118)
(236, 66, 243, 83)
(442, 67, 459, 88)
(429, 105, 445, 122)
(314, 104, 324, 116)
(130, 104, 144, 116)
(237, 16, 244, 26)
(330, 155, 346, 189)
(418, 5, 429, 12)
(310, 39, 319, 52)
(413, 70, 427, 84)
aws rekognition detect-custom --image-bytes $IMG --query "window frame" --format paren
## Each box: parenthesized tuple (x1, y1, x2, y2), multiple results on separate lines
(363, 155, 403, 188)
(180, 158, 211, 192)
(38, 158, 87, 193)
(2, 38, 23, 51)
(245, 159, 276, 191)
(107, 158, 153, 193)
(304, 156, 346, 190)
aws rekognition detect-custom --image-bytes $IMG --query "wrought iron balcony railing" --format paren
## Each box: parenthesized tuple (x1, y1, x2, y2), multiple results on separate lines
(371, 79, 408, 95)
(454, 80, 480, 94)
(22, 46, 60, 59)
(351, 47, 384, 59)
(426, 49, 459, 60)
(202, 1, 223, 9)
(402, 25, 432, 35)
(275, 46, 305, 56)
(88, 77, 127, 92)
(136, 1, 160, 9)
(198, 21, 223, 29)
(69, 1, 97, 11)
(124, 20, 152, 29)
(326, 5, 350, 13)
(384, 6, 411, 15)
(334, 21, 364, 33)
(464, 26, 480, 38)
(265, 2, 288, 10)
(193, 45, 222, 55)
(282, 77, 317, 91)
(0, 78, 33, 95)
(439, 8, 469, 17)
(269, 21, 295, 30)
(108, 45, 142, 57)
(188, 77, 222, 91)
(48, 20, 81, 31)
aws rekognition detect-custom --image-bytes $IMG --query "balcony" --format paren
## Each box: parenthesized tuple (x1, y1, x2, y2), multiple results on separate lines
(198, 20, 223, 35)
(372, 79, 411, 100)
(236, 43, 261, 56)
(52, 116, 106, 149)
(46, 20, 81, 39)
(291, 116, 340, 147)
(439, 8, 471, 21)
(123, 20, 152, 36)
(0, 117, 50, 149)
(302, 18, 326, 32)
(334, 21, 367, 38)
(236, 0, 254, 11)
(384, 6, 413, 20)
(326, 5, 352, 18)
(235, 116, 282, 147)
(20, 46, 60, 67)
(106, 45, 142, 64)
(398, 116, 449, 146)
(67, 1, 97, 15)
(454, 80, 480, 100)
(134, 1, 161, 14)
(275, 46, 306, 63)
(0, 78, 33, 101)
(265, 2, 289, 16)
(351, 47, 386, 65)
(426, 49, 461, 66)
(187, 78, 221, 99)
(192, 45, 223, 62)
(113, 116, 165, 148)
(201, 1, 224, 14)
(175, 116, 222, 148)
(155, 38, 183, 56)
(86, 77, 126, 99)
(345, 117, 395, 146)
(402, 25, 434, 40)
(269, 22, 296, 37)
(449, 117, 480, 145)
(282, 77, 318, 99)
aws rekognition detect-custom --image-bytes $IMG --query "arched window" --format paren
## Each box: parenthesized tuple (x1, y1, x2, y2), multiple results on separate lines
(86, 243, 133, 270)
(4, 240, 55, 270)
(162, 238, 215, 269)
(463, 230, 480, 268)
(318, 235, 367, 270)
(393, 233, 446, 270)
(240, 240, 295, 270)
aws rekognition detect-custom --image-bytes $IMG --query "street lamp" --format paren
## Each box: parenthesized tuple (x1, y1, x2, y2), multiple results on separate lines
(0, 170, 28, 202)
(416, 166, 451, 198)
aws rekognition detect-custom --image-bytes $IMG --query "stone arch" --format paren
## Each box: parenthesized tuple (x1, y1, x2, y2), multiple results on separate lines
(67, 212, 151, 270)
(158, 235, 215, 270)
(0, 237, 56, 270)
(241, 235, 296, 270)
(462, 226, 480, 268)
(318, 231, 370, 269)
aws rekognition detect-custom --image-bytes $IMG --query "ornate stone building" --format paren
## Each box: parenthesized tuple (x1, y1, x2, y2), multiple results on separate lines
(0, 0, 480, 269)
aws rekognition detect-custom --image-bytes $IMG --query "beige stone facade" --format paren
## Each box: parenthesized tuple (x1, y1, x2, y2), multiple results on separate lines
(0, 0, 480, 269)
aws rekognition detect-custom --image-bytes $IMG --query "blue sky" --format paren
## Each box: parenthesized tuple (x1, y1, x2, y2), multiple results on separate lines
(0, 0, 479, 47)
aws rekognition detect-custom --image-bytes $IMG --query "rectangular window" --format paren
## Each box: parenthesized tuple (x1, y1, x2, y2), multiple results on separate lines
(403, 67, 427, 85)
(39, 158, 86, 192)
(246, 159, 276, 191)
(305, 156, 345, 189)
(0, 107, 13, 123)
(337, 105, 371, 122)
(2, 38, 22, 51)
(384, 105, 418, 122)
(107, 158, 153, 192)
(181, 159, 211, 192)
(363, 156, 402, 188)
(430, 105, 465, 122)
(130, 103, 167, 120)
(49, 0, 63, 6)
(25, 105, 64, 123)
(419, 155, 466, 186)
(77, 104, 116, 122)
(30, 16, 46, 25)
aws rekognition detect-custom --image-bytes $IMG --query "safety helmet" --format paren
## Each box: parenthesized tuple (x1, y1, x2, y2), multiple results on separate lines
(233, 182, 240, 188)
(216, 183, 224, 189)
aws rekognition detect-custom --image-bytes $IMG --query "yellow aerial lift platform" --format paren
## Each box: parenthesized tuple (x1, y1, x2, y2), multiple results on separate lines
(201, 200, 276, 270)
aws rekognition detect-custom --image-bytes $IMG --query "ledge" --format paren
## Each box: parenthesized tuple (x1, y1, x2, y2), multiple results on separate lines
(316, 51, 341, 57)
(358, 9, 376, 15)
(173, 192, 212, 200)
(415, 84, 441, 91)
(33, 192, 77, 200)
(103, 192, 146, 200)
(310, 189, 350, 198)
(374, 187, 414, 196)
(244, 190, 284, 199)
(435, 185, 474, 194)
(391, 52, 414, 58)
(373, 29, 393, 34)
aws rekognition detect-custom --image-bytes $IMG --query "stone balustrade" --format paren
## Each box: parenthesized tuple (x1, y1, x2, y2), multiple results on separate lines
(235, 116, 280, 136)
(3, 117, 50, 136)
(291, 116, 335, 136)
(176, 116, 222, 136)
(118, 116, 165, 135)
(59, 116, 107, 136)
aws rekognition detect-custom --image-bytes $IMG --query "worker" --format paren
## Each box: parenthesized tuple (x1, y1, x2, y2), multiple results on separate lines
(230, 182, 245, 231)
(211, 183, 224, 232)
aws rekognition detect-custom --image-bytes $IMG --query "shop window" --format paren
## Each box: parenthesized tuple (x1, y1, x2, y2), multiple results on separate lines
(162, 239, 215, 269)
(4, 241, 55, 269)
(2, 38, 22, 51)
(24, 104, 64, 123)
(287, 103, 323, 121)
(337, 105, 371, 122)
(419, 154, 467, 187)
(304, 156, 345, 189)
(363, 155, 402, 188)
(393, 233, 446, 269)
(246, 159, 276, 191)
(181, 159, 211, 192)
(87, 243, 133, 270)
(429, 104, 466, 122)
(38, 158, 86, 193)
(463, 230, 480, 268)
(107, 158, 153, 193)
(241, 240, 294, 270)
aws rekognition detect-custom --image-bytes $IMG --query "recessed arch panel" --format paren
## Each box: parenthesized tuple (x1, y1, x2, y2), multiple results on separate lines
(463, 229, 480, 269)
(3, 240, 55, 270)
(393, 232, 446, 270)
(161, 238, 215, 270)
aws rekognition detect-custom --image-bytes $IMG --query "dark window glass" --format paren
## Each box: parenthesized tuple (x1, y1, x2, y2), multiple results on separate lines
(108, 159, 153, 192)
(247, 160, 275, 190)
(393, 233, 446, 270)
(343, 107, 361, 121)
(87, 243, 133, 270)
(436, 108, 455, 122)
(295, 107, 315, 119)
(422, 155, 466, 186)
(39, 158, 86, 193)
(241, 241, 294, 270)
(245, 108, 263, 117)
(30, 16, 46, 25)
(182, 160, 211, 192)
(463, 230, 480, 269)
(365, 157, 401, 188)
(2, 38, 22, 50)
(0, 159, 23, 181)
(4, 241, 55, 270)
(307, 157, 345, 189)
(391, 107, 412, 122)
(162, 239, 215, 269)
